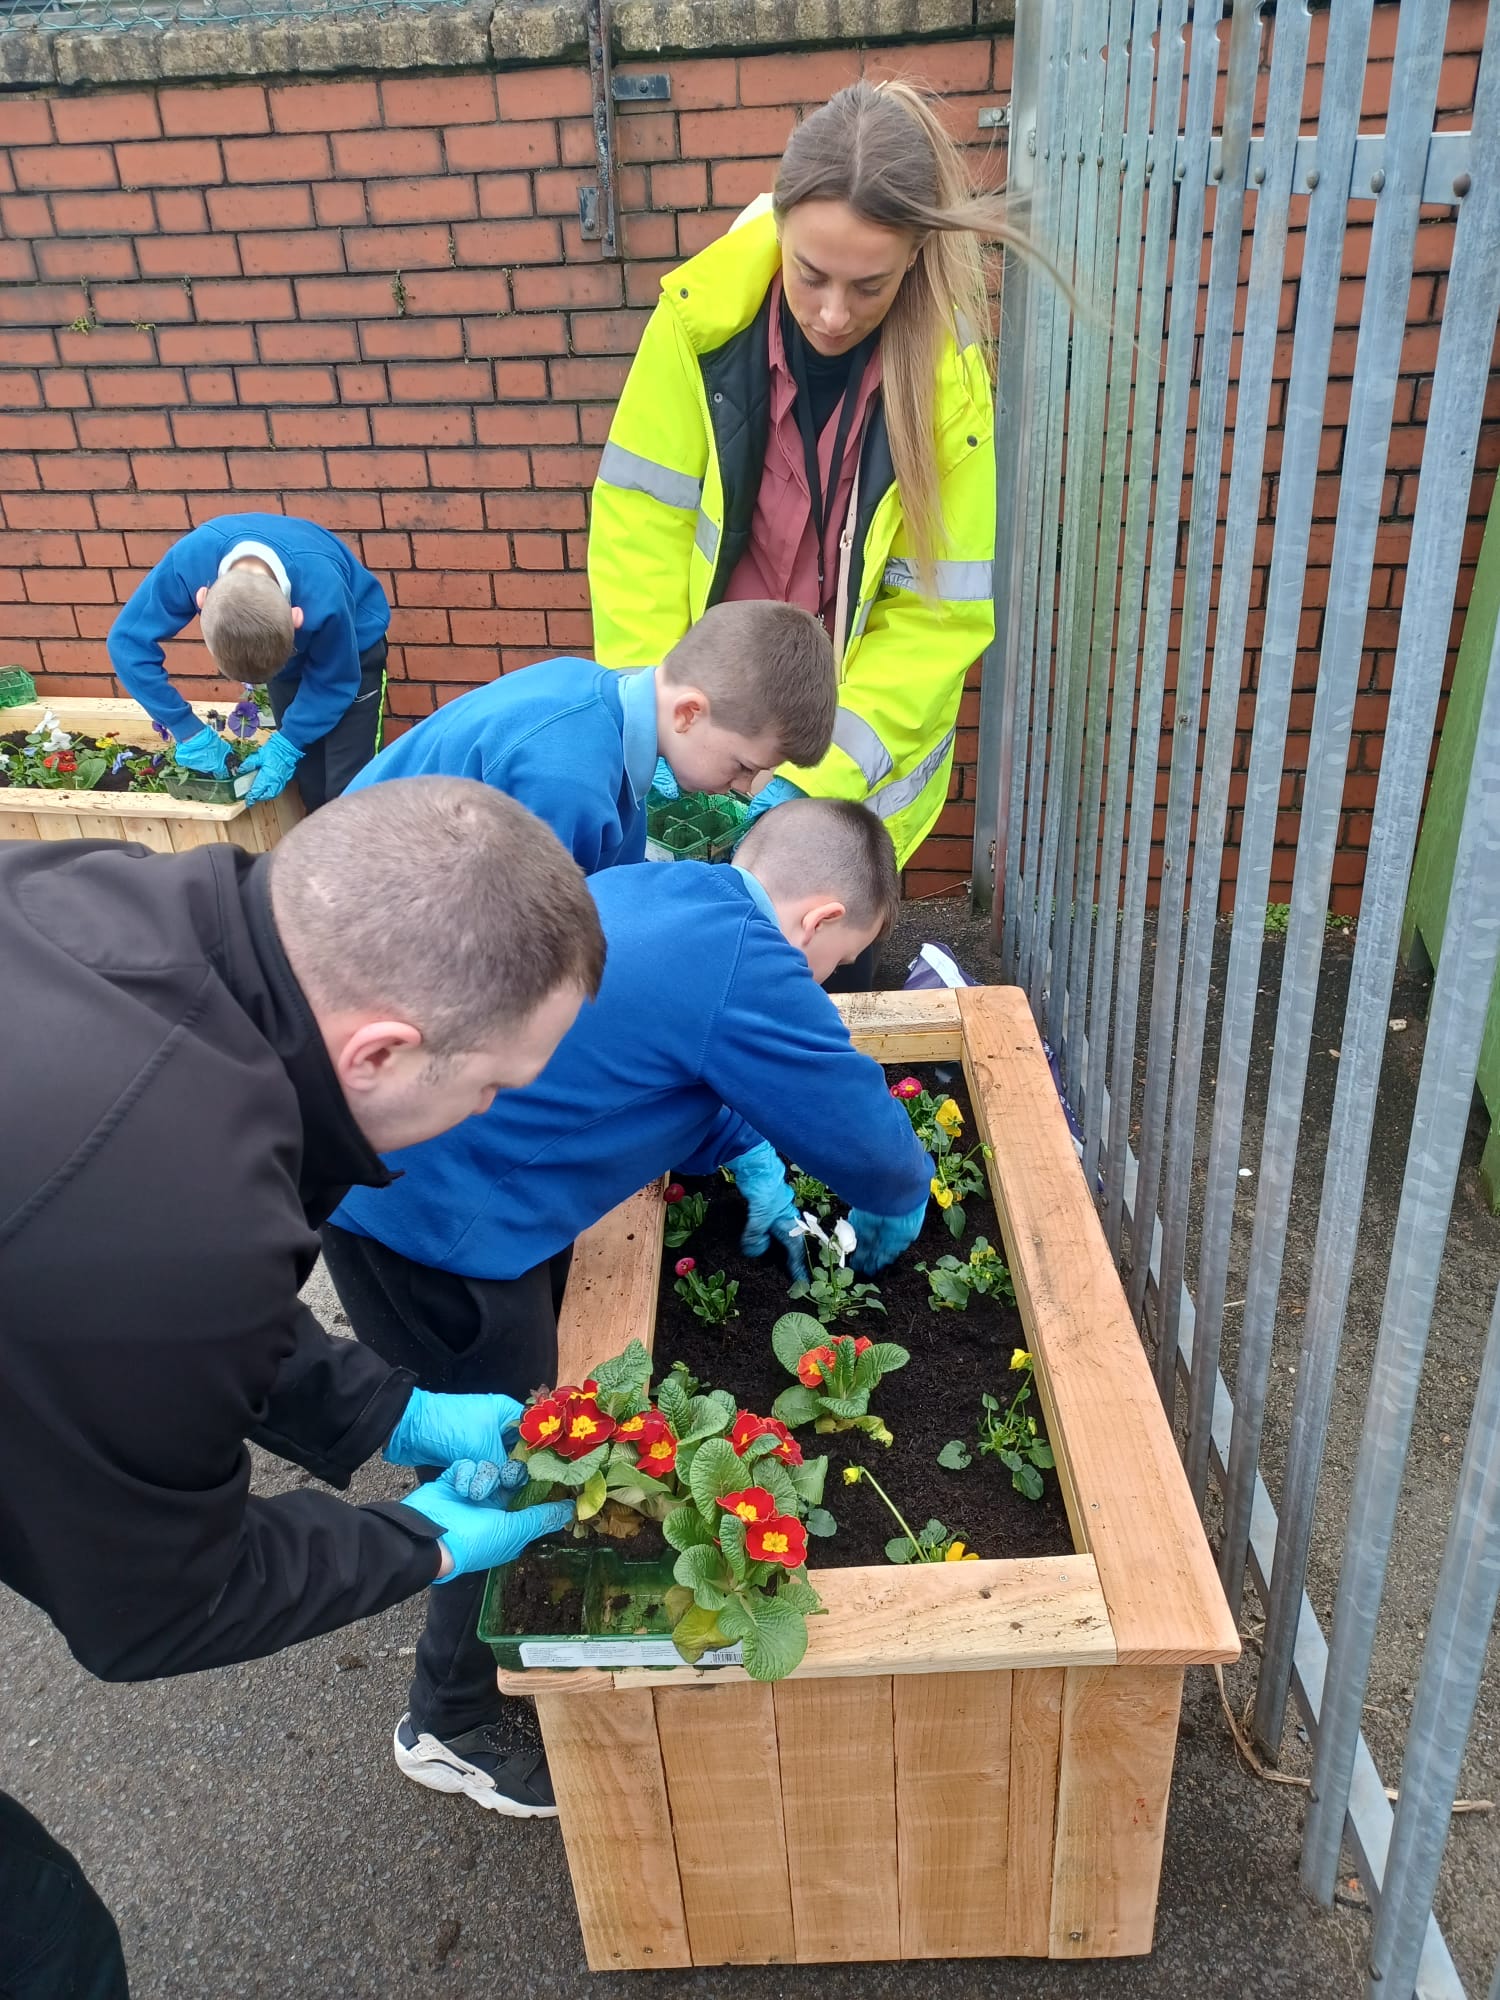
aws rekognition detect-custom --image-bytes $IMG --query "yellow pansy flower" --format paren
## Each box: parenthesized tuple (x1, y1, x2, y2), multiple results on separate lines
(843, 1465, 863, 1486)
(935, 1098, 963, 1135)
(930, 1178, 954, 1208)
(1010, 1347, 1032, 1372)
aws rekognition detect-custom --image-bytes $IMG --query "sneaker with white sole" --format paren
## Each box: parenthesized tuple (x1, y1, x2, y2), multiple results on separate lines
(393, 1713, 558, 1817)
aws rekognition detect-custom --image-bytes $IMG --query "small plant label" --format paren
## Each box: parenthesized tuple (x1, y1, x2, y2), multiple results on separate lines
(518, 1639, 745, 1668)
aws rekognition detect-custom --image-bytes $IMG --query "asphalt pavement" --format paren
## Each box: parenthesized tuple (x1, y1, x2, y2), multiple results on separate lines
(2, 898, 1495, 2000)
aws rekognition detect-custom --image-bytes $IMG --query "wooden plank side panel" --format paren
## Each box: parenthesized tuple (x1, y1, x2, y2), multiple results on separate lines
(774, 1677, 900, 1963)
(607, 1553, 1113, 1689)
(119, 816, 176, 853)
(894, 1669, 1014, 1958)
(0, 811, 41, 841)
(168, 817, 231, 850)
(535, 1688, 691, 1972)
(834, 986, 964, 1061)
(555, 1178, 667, 1384)
(656, 1682, 796, 1965)
(34, 812, 83, 839)
(1006, 1664, 1065, 1955)
(958, 985, 1239, 1667)
(1048, 1665, 1183, 1959)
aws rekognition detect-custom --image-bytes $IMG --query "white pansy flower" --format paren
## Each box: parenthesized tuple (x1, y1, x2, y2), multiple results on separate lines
(787, 1211, 858, 1268)
(36, 708, 73, 753)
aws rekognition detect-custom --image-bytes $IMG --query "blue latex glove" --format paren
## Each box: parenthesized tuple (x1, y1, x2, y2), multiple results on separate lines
(172, 723, 233, 778)
(385, 1387, 525, 1471)
(648, 754, 680, 802)
(401, 1461, 575, 1582)
(239, 729, 303, 805)
(741, 774, 806, 829)
(729, 1139, 808, 1281)
(847, 1191, 930, 1274)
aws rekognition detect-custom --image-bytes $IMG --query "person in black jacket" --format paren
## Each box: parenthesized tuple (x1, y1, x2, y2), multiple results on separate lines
(0, 776, 605, 1999)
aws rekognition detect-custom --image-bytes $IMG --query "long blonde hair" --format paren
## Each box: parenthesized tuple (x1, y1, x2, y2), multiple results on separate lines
(773, 79, 1024, 583)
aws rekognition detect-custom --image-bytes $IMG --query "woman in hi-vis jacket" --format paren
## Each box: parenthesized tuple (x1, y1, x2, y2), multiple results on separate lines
(589, 80, 1030, 983)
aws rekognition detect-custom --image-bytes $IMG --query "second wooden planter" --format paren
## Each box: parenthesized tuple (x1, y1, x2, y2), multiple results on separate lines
(495, 985, 1239, 1970)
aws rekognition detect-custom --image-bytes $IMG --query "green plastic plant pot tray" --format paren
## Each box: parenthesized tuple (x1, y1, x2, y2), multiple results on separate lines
(0, 667, 37, 710)
(161, 768, 244, 805)
(644, 790, 750, 864)
(477, 1543, 743, 1672)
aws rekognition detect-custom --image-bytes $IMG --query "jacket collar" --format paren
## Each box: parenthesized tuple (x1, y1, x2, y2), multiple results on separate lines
(240, 857, 392, 1219)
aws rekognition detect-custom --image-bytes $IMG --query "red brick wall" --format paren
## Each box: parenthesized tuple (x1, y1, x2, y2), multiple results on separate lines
(0, 9, 1492, 908)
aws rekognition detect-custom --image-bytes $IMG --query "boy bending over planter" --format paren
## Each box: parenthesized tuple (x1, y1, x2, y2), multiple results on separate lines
(323, 796, 931, 1819)
(344, 597, 836, 874)
(108, 510, 391, 810)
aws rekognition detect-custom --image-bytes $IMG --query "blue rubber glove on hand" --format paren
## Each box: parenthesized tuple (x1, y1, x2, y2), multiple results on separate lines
(239, 729, 303, 805)
(741, 774, 806, 829)
(648, 754, 680, 802)
(172, 723, 233, 778)
(401, 1461, 575, 1582)
(848, 1189, 930, 1274)
(729, 1139, 808, 1281)
(386, 1387, 525, 1472)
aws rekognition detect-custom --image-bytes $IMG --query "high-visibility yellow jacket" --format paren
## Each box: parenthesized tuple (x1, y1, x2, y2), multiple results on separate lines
(588, 203, 996, 869)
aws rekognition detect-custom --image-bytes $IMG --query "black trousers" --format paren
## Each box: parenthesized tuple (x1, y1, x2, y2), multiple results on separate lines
(268, 638, 386, 812)
(320, 1223, 569, 1739)
(0, 1793, 128, 2000)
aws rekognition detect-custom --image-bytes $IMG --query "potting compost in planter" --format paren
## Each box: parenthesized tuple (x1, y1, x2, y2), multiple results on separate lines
(485, 989, 1238, 1971)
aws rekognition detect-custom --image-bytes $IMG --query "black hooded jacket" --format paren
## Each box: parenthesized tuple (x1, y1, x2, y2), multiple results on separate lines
(0, 837, 443, 1681)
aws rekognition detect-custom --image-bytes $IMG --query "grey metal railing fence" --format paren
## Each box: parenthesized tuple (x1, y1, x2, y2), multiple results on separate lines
(978, 3, 1498, 1995)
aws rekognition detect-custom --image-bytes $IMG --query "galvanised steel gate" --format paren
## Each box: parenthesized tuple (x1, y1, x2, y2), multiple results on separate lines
(977, 2, 1499, 1994)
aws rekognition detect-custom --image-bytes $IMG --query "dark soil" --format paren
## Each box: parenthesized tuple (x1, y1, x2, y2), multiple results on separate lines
(653, 1062, 1075, 1571)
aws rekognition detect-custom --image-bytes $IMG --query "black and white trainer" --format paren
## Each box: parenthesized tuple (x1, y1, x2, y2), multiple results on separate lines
(393, 1714, 558, 1818)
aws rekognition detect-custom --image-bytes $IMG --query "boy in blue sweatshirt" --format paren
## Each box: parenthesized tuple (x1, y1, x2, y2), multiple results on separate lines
(107, 511, 390, 810)
(322, 798, 930, 1817)
(344, 598, 836, 875)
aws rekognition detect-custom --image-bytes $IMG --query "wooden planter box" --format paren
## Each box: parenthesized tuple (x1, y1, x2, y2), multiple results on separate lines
(497, 985, 1239, 1971)
(0, 697, 302, 853)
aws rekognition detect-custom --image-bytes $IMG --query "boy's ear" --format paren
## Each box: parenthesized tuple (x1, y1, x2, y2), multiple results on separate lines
(799, 896, 847, 942)
(667, 686, 708, 733)
(195, 585, 209, 612)
(291, 605, 305, 631)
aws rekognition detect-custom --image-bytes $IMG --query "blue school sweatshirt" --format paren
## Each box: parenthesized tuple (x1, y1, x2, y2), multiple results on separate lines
(331, 863, 931, 1279)
(345, 657, 656, 875)
(107, 513, 389, 749)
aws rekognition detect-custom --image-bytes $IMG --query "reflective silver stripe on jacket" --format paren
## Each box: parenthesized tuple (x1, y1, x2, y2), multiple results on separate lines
(868, 730, 956, 820)
(693, 511, 720, 564)
(881, 556, 993, 601)
(597, 441, 703, 513)
(831, 707, 894, 788)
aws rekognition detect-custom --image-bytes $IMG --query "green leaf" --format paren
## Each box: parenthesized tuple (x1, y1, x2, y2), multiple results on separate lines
(677, 1393, 733, 1444)
(673, 1545, 729, 1609)
(819, 1389, 871, 1420)
(862, 1341, 910, 1381)
(771, 1383, 824, 1430)
(664, 1584, 695, 1626)
(657, 1375, 691, 1432)
(671, 1603, 729, 1664)
(919, 1519, 948, 1545)
(805, 1507, 837, 1538)
(575, 1468, 608, 1520)
(714, 1597, 753, 1643)
(507, 1475, 556, 1511)
(885, 1536, 917, 1564)
(735, 1591, 809, 1682)
(718, 1510, 749, 1584)
(1014, 1463, 1045, 1501)
(662, 1504, 713, 1552)
(592, 1339, 652, 1401)
(775, 1572, 824, 1615)
(944, 1204, 966, 1238)
(938, 1440, 973, 1471)
(519, 1443, 609, 1487)
(1031, 1442, 1056, 1470)
(789, 1455, 827, 1507)
(758, 1458, 800, 1518)
(742, 1432, 784, 1464)
(772, 1312, 827, 1376)
(999, 1448, 1023, 1472)
(688, 1435, 743, 1522)
(981, 1393, 999, 1411)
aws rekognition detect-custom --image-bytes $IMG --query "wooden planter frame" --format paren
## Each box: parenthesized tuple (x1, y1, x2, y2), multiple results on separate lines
(498, 985, 1239, 1970)
(0, 697, 302, 853)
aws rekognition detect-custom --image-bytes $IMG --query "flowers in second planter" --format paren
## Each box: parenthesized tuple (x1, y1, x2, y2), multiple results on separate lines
(745, 1514, 808, 1568)
(554, 1390, 616, 1460)
(728, 1410, 803, 1466)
